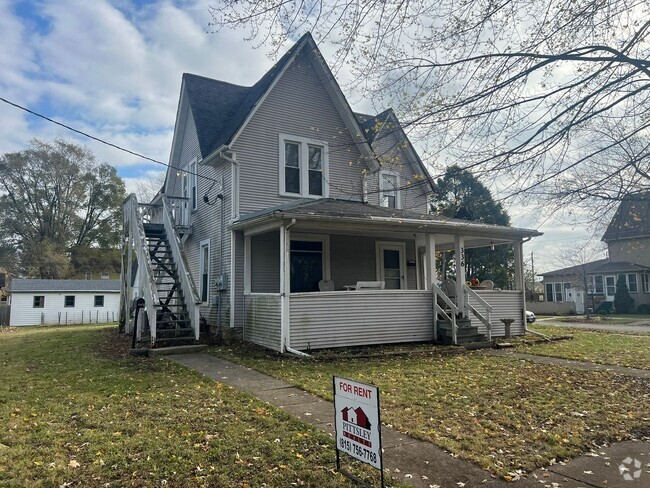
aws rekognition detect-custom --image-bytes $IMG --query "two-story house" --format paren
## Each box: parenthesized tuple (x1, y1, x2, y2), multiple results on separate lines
(120, 33, 541, 352)
(540, 194, 650, 313)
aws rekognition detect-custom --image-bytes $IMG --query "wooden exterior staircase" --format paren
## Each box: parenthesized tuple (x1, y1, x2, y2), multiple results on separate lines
(120, 194, 201, 348)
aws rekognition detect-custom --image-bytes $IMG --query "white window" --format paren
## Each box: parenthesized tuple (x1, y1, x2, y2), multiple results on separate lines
(643, 273, 650, 293)
(627, 273, 638, 293)
(379, 170, 400, 209)
(588, 275, 604, 294)
(200, 239, 210, 303)
(100, 272, 110, 280)
(279, 134, 328, 198)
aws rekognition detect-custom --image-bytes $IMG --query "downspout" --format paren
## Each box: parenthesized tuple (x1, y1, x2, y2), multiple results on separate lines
(281, 219, 311, 357)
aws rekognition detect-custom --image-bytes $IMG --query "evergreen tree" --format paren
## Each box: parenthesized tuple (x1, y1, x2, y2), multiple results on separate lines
(614, 275, 635, 313)
(430, 165, 513, 288)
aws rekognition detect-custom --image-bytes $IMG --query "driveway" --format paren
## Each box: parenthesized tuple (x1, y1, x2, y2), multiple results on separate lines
(535, 318, 650, 334)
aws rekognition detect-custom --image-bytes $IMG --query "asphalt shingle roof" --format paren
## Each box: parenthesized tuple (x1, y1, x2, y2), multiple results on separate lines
(602, 192, 650, 241)
(185, 32, 312, 158)
(10, 279, 120, 293)
(540, 259, 650, 277)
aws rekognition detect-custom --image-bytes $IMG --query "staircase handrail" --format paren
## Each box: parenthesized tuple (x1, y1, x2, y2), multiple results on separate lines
(162, 196, 201, 341)
(463, 284, 493, 340)
(125, 193, 159, 345)
(432, 282, 458, 345)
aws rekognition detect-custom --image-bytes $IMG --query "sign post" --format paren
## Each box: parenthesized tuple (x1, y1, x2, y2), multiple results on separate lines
(333, 376, 383, 487)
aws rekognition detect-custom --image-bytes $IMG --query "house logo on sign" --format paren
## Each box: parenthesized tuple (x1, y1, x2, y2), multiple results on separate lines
(341, 406, 372, 447)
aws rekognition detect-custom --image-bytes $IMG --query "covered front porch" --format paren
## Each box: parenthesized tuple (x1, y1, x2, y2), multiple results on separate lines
(234, 199, 540, 353)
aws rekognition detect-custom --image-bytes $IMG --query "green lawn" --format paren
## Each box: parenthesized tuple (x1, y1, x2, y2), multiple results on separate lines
(0, 325, 387, 487)
(522, 324, 650, 369)
(211, 343, 650, 477)
(540, 314, 650, 325)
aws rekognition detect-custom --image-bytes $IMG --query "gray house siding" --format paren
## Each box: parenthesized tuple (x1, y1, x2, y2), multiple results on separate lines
(251, 231, 280, 293)
(232, 48, 371, 215)
(608, 237, 650, 267)
(289, 290, 433, 349)
(366, 128, 430, 213)
(467, 291, 525, 337)
(244, 294, 282, 351)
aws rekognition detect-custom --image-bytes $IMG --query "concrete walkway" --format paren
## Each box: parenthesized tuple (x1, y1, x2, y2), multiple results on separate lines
(488, 350, 650, 379)
(170, 353, 650, 488)
(536, 319, 650, 334)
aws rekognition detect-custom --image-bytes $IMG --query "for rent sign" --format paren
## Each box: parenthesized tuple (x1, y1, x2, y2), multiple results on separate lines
(333, 376, 383, 471)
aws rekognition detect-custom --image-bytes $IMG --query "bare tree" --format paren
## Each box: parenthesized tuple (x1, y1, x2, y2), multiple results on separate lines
(209, 0, 650, 224)
(135, 171, 166, 204)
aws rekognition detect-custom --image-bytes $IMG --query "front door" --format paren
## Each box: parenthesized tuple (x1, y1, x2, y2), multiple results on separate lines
(605, 275, 616, 301)
(376, 242, 406, 290)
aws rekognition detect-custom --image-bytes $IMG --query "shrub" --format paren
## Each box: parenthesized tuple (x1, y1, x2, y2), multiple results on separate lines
(614, 275, 635, 313)
(638, 304, 650, 314)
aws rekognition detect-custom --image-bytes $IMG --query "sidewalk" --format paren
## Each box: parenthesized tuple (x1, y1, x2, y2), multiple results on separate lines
(170, 353, 649, 488)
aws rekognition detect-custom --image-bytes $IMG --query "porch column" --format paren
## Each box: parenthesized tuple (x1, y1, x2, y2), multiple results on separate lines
(425, 234, 436, 290)
(244, 235, 251, 294)
(279, 224, 292, 352)
(513, 240, 524, 291)
(454, 236, 466, 317)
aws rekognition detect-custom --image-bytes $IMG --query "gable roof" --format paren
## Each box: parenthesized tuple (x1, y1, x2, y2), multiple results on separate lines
(539, 258, 650, 277)
(602, 192, 650, 242)
(355, 109, 434, 192)
(10, 279, 120, 293)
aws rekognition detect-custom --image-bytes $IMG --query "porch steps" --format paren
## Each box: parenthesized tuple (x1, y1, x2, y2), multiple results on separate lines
(436, 318, 487, 345)
(143, 223, 196, 348)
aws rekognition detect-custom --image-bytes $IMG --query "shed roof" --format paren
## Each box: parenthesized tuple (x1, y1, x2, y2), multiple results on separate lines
(10, 279, 120, 293)
(232, 198, 541, 241)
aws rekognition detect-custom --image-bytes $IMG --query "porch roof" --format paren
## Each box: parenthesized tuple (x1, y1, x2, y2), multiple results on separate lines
(232, 198, 542, 245)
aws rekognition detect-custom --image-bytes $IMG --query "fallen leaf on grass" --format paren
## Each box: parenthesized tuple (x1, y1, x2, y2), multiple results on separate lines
(68, 460, 80, 469)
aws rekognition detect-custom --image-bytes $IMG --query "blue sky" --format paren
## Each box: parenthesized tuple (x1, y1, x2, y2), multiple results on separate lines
(0, 0, 603, 272)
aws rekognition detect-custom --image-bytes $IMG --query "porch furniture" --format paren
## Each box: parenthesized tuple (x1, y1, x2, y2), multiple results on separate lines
(318, 279, 335, 291)
(481, 280, 494, 290)
(343, 285, 356, 291)
(355, 281, 385, 290)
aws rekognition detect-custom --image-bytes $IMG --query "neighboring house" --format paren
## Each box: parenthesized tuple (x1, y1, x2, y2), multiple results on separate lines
(121, 33, 541, 351)
(9, 279, 120, 326)
(540, 194, 650, 313)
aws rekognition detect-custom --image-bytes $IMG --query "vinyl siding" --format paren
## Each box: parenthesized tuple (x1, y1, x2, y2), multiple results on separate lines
(608, 237, 650, 267)
(244, 294, 282, 351)
(232, 48, 371, 214)
(289, 290, 433, 350)
(468, 290, 525, 337)
(251, 231, 280, 293)
(169, 101, 234, 329)
(367, 128, 430, 213)
(9, 292, 120, 326)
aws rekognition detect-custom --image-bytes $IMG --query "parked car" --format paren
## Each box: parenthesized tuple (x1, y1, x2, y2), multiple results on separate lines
(526, 311, 536, 323)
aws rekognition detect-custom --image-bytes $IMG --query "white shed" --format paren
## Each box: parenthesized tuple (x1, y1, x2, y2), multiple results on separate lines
(9, 279, 120, 326)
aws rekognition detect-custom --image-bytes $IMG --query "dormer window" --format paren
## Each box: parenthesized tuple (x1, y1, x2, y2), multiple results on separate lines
(380, 170, 400, 209)
(279, 134, 328, 198)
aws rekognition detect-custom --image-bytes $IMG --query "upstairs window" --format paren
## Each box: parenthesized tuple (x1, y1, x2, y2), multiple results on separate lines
(379, 171, 400, 209)
(279, 134, 328, 198)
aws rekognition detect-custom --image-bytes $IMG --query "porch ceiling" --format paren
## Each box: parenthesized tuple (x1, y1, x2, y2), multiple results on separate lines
(232, 198, 542, 248)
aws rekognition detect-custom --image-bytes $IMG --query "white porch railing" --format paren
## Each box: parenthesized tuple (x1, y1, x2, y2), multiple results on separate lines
(162, 197, 201, 341)
(432, 282, 459, 344)
(123, 194, 159, 345)
(463, 284, 493, 341)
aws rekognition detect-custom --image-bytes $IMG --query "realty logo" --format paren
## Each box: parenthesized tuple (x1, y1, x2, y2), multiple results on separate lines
(341, 406, 372, 447)
(618, 457, 642, 481)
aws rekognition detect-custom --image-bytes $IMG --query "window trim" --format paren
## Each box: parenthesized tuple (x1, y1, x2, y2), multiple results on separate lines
(544, 281, 572, 302)
(626, 273, 638, 293)
(94, 295, 105, 307)
(33, 295, 45, 308)
(278, 134, 329, 199)
(64, 295, 75, 308)
(379, 170, 401, 209)
(199, 238, 211, 303)
(642, 272, 650, 293)
(189, 159, 198, 211)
